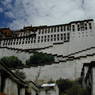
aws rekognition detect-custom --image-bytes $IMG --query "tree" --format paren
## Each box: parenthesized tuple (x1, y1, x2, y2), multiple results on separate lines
(0, 56, 24, 69)
(26, 52, 54, 67)
(56, 78, 74, 95)
(56, 78, 89, 95)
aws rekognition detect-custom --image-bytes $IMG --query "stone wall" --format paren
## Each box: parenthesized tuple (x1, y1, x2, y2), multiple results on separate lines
(0, 48, 32, 63)
(0, 47, 95, 82)
(23, 60, 83, 81)
(23, 53, 95, 81)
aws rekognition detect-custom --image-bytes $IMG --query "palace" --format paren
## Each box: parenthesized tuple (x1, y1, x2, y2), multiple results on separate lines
(0, 19, 95, 95)
(0, 19, 94, 56)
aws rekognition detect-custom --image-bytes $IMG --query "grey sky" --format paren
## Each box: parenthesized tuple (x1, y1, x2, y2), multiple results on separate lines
(8, 0, 95, 29)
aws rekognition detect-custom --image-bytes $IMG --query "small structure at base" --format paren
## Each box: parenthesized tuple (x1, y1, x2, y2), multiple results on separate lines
(39, 83, 59, 95)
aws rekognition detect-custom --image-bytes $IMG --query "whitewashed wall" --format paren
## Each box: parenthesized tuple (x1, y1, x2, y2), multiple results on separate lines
(0, 47, 95, 82)
(23, 60, 83, 81)
(4, 78, 18, 95)
(23, 53, 95, 82)
(0, 48, 32, 63)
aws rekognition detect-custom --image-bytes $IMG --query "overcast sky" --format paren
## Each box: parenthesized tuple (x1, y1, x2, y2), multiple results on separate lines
(0, 0, 95, 29)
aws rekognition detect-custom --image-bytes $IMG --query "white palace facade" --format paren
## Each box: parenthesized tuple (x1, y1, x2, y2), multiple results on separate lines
(0, 19, 95, 56)
(1, 19, 95, 95)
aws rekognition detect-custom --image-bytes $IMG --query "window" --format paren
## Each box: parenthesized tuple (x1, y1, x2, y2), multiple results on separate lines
(77, 24, 80, 31)
(80, 22, 84, 31)
(28, 37, 30, 40)
(69, 25, 71, 30)
(3, 40, 5, 46)
(54, 27, 56, 32)
(49, 28, 51, 33)
(67, 33, 70, 41)
(57, 26, 59, 32)
(61, 34, 63, 40)
(22, 41, 24, 44)
(64, 26, 66, 31)
(64, 33, 66, 41)
(51, 35, 53, 41)
(72, 25, 75, 31)
(41, 36, 43, 42)
(47, 35, 50, 42)
(38, 29, 40, 34)
(61, 26, 63, 31)
(51, 27, 53, 33)
(25, 39, 28, 44)
(38, 36, 40, 43)
(28, 40, 30, 43)
(34, 38, 36, 43)
(16, 41, 18, 45)
(38, 36, 40, 39)
(57, 34, 59, 40)
(44, 36, 46, 42)
(42, 29, 44, 34)
(44, 28, 47, 34)
(67, 25, 70, 31)
(54, 34, 56, 41)
(89, 23, 92, 29)
(85, 23, 87, 30)
(48, 28, 50, 33)
(11, 40, 13, 45)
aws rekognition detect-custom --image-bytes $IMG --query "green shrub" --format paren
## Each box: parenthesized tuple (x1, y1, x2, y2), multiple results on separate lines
(66, 85, 89, 95)
(0, 56, 24, 69)
(26, 52, 54, 67)
(56, 78, 89, 95)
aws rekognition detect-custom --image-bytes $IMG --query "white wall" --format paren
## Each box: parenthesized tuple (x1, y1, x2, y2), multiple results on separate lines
(23, 60, 83, 81)
(0, 48, 32, 63)
(4, 78, 18, 95)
